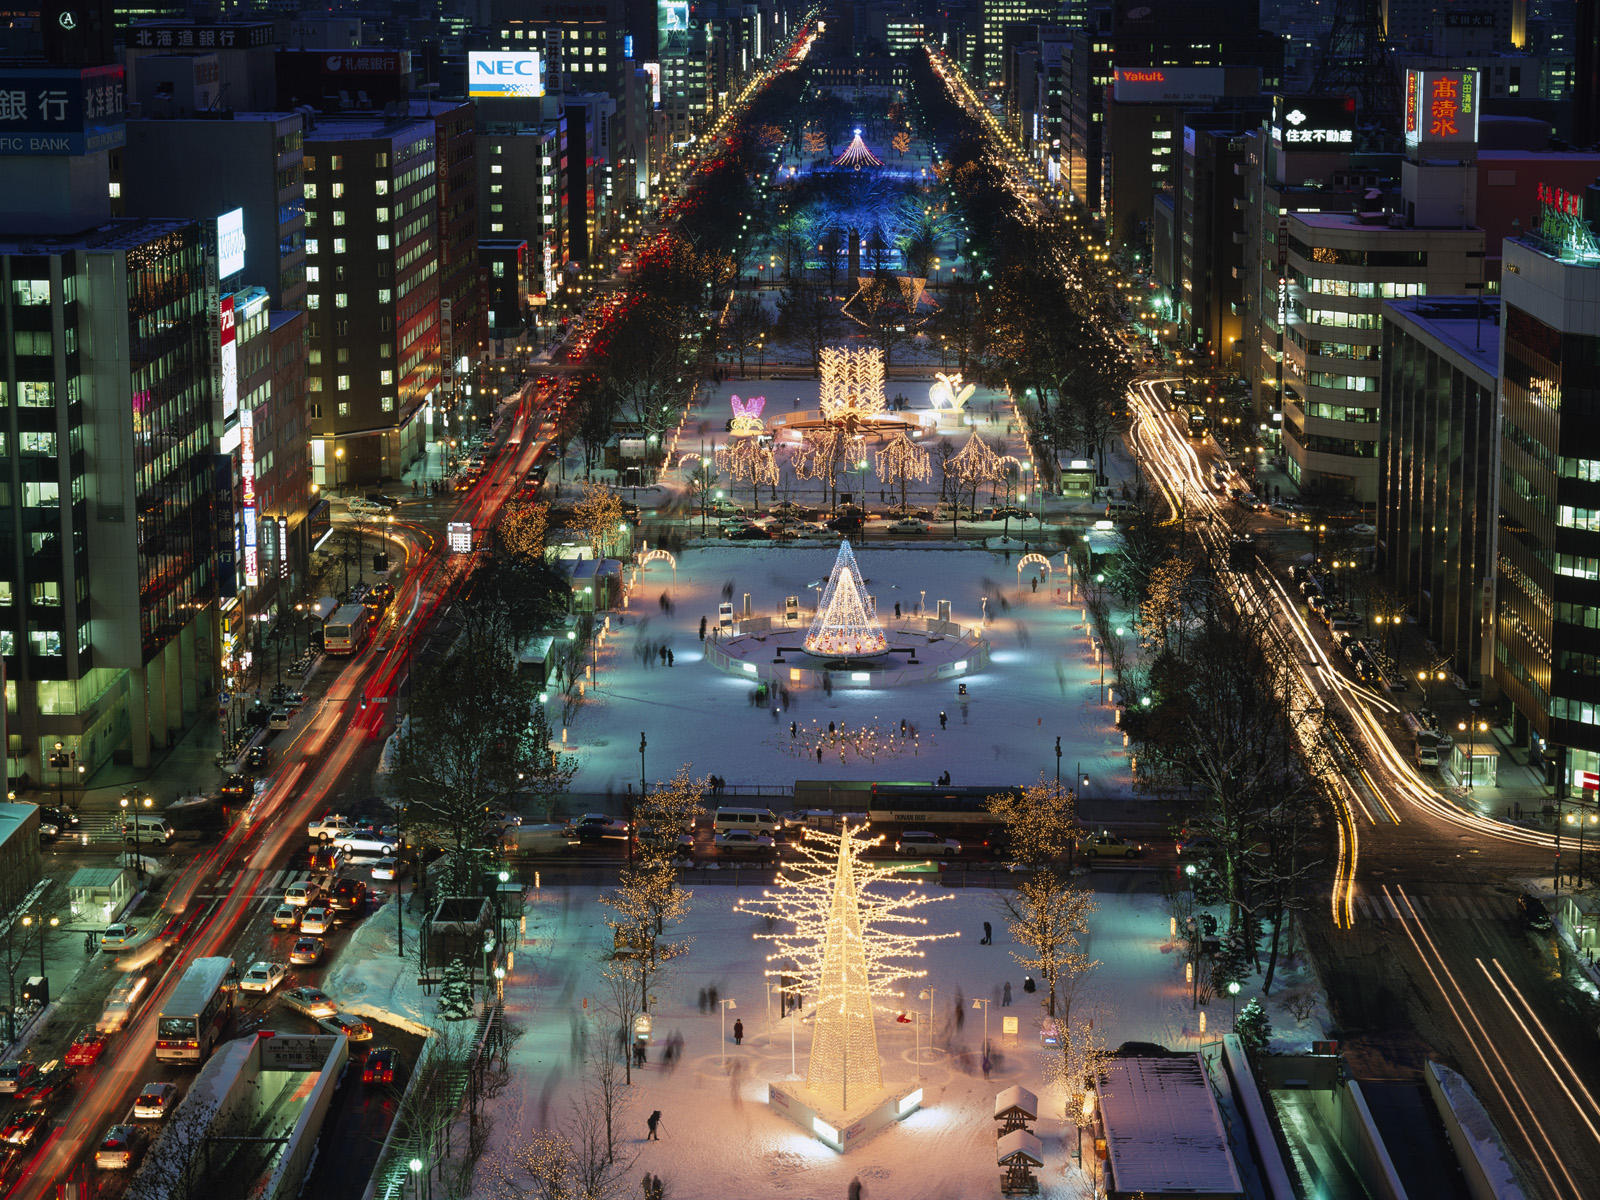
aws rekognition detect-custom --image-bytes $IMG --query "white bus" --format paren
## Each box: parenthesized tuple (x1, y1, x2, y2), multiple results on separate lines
(323, 603, 373, 656)
(155, 957, 237, 1064)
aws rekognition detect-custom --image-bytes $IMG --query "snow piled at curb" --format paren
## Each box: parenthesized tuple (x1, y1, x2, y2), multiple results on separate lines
(321, 896, 439, 1039)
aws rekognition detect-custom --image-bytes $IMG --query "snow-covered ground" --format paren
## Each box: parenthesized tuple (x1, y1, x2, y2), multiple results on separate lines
(564, 543, 1128, 796)
(466, 883, 1331, 1200)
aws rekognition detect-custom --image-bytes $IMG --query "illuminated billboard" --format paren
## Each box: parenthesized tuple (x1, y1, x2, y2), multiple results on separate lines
(1406, 69, 1479, 147)
(1271, 95, 1356, 147)
(1111, 67, 1224, 104)
(660, 1, 689, 32)
(217, 207, 246, 278)
(468, 51, 544, 99)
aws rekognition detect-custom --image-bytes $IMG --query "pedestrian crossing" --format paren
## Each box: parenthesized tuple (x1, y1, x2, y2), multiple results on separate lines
(1346, 890, 1517, 923)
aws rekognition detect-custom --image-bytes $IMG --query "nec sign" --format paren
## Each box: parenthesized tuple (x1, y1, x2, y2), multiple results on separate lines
(468, 52, 544, 98)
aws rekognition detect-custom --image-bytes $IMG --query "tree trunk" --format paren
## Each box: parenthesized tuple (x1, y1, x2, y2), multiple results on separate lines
(1261, 902, 1285, 995)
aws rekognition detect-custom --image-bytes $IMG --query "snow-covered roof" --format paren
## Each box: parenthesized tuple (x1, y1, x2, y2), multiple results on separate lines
(1095, 1054, 1244, 1197)
(994, 1085, 1037, 1119)
(996, 1128, 1043, 1166)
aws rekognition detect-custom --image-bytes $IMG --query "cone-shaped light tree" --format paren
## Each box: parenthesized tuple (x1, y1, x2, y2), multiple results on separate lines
(805, 540, 886, 657)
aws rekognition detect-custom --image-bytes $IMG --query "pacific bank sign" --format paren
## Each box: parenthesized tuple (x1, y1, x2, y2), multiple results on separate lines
(468, 52, 545, 99)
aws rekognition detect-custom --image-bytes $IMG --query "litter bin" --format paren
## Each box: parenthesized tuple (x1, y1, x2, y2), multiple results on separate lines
(20, 976, 47, 1006)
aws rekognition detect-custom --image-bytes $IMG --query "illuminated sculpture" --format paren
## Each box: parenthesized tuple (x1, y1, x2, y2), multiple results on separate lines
(739, 820, 955, 1146)
(805, 540, 886, 658)
(819, 347, 886, 422)
(928, 371, 976, 413)
(729, 394, 767, 437)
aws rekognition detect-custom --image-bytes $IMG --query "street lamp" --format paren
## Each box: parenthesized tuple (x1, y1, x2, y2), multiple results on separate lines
(972, 996, 991, 1054)
(1227, 979, 1240, 1025)
(719, 997, 737, 1067)
(19, 915, 57, 976)
(119, 790, 154, 881)
(1415, 668, 1447, 708)
(1565, 808, 1599, 887)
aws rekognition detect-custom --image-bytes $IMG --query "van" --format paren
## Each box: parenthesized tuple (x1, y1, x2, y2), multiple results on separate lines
(1105, 499, 1138, 518)
(122, 815, 173, 846)
(1416, 745, 1440, 768)
(712, 807, 780, 837)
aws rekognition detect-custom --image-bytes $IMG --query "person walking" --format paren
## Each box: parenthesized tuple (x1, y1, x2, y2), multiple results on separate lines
(667, 649, 675, 667)
(646, 1110, 663, 1140)
(699, 988, 708, 1014)
(1002, 980, 1012, 1006)
(733, 1019, 744, 1045)
(848, 1179, 864, 1200)
(699, 616, 707, 641)
(939, 710, 947, 730)
(954, 989, 966, 1031)
(981, 921, 992, 945)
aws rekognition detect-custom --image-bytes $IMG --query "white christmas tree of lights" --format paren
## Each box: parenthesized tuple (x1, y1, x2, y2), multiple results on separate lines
(832, 128, 883, 169)
(737, 821, 956, 1113)
(805, 539, 887, 657)
(819, 346, 886, 422)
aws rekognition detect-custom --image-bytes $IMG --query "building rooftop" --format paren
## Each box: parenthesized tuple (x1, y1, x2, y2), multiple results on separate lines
(0, 802, 37, 846)
(305, 113, 434, 141)
(1383, 296, 1500, 381)
(1095, 1054, 1244, 1197)
(0, 218, 193, 255)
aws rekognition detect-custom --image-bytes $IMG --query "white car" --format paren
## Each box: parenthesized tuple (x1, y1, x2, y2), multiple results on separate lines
(370, 858, 400, 881)
(99, 923, 139, 951)
(280, 987, 337, 1019)
(132, 1082, 180, 1120)
(887, 519, 929, 535)
(94, 1124, 145, 1170)
(318, 1012, 374, 1042)
(239, 961, 288, 994)
(300, 907, 333, 936)
(714, 829, 776, 855)
(307, 815, 353, 842)
(347, 499, 385, 515)
(893, 831, 961, 857)
(336, 831, 400, 857)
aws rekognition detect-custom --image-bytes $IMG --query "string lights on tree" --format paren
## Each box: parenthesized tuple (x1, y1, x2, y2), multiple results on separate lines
(832, 128, 883, 169)
(804, 539, 887, 657)
(737, 821, 956, 1114)
(715, 437, 780, 512)
(873, 430, 931, 512)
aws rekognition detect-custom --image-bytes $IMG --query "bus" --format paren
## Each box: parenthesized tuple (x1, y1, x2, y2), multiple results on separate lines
(323, 603, 373, 656)
(865, 782, 1021, 829)
(1186, 405, 1210, 439)
(155, 957, 237, 1064)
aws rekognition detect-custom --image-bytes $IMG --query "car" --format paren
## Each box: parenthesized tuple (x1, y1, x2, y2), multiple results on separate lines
(240, 961, 288, 994)
(271, 904, 301, 930)
(94, 1124, 146, 1170)
(132, 1081, 180, 1120)
(1516, 893, 1553, 932)
(17, 1062, 73, 1106)
(284, 880, 324, 908)
(98, 974, 149, 1033)
(269, 708, 293, 731)
(893, 831, 961, 857)
(219, 772, 251, 799)
(1350, 522, 1377, 535)
(307, 815, 353, 842)
(347, 499, 385, 515)
(826, 515, 864, 535)
(635, 824, 696, 860)
(318, 1012, 374, 1042)
(330, 877, 369, 912)
(887, 519, 928, 535)
(3, 1109, 47, 1148)
(728, 524, 771, 541)
(65, 1028, 108, 1067)
(99, 923, 139, 951)
(280, 987, 338, 1019)
(572, 814, 630, 843)
(289, 936, 325, 966)
(300, 907, 333, 936)
(336, 831, 400, 857)
(362, 1046, 397, 1085)
(245, 745, 271, 772)
(713, 829, 776, 856)
(370, 858, 402, 881)
(363, 494, 401, 509)
(1080, 833, 1144, 859)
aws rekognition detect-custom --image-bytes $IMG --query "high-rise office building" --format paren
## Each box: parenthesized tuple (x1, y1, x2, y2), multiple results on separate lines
(303, 116, 440, 486)
(0, 221, 218, 779)
(1491, 175, 1600, 795)
(980, 0, 1062, 82)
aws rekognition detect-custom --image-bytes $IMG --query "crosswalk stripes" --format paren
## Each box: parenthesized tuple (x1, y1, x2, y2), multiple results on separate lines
(1348, 890, 1516, 923)
(190, 867, 301, 910)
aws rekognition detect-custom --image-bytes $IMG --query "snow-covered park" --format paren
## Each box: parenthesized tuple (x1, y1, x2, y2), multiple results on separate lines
(439, 883, 1333, 1200)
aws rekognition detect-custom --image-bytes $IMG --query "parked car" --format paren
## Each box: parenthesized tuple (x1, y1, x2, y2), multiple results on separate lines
(132, 1082, 180, 1120)
(728, 524, 771, 541)
(893, 831, 961, 857)
(300, 907, 333, 936)
(239, 961, 288, 995)
(1516, 893, 1553, 932)
(362, 1046, 397, 1085)
(1079, 833, 1144, 859)
(289, 936, 325, 966)
(245, 745, 271, 772)
(280, 987, 338, 1019)
(65, 1028, 108, 1068)
(887, 519, 929, 535)
(713, 829, 776, 856)
(94, 1124, 146, 1170)
(318, 1012, 373, 1042)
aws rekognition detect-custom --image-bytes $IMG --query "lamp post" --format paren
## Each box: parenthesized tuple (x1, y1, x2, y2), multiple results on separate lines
(1568, 809, 1593, 896)
(119, 790, 153, 881)
(1055, 735, 1062, 786)
(972, 996, 990, 1054)
(1416, 668, 1447, 709)
(1227, 979, 1240, 1025)
(919, 985, 936, 1050)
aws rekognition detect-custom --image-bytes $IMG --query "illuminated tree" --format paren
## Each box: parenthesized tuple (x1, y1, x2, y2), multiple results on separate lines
(1044, 1013, 1108, 1125)
(497, 498, 549, 562)
(986, 776, 1084, 872)
(737, 822, 956, 1113)
(873, 430, 931, 512)
(944, 431, 1002, 533)
(804, 128, 828, 155)
(805, 539, 887, 657)
(832, 129, 883, 168)
(573, 481, 627, 558)
(891, 130, 912, 155)
(1003, 875, 1097, 1020)
(819, 346, 886, 421)
(685, 460, 720, 535)
(791, 426, 858, 510)
(715, 437, 780, 513)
